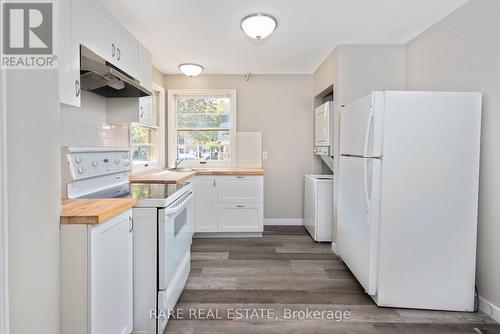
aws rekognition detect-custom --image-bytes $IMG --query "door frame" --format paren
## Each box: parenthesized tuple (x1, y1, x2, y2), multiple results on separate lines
(0, 0, 10, 332)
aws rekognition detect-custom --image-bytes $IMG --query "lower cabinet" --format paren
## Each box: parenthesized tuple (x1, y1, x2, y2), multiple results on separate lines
(193, 175, 264, 233)
(218, 203, 263, 232)
(193, 176, 218, 232)
(61, 209, 134, 334)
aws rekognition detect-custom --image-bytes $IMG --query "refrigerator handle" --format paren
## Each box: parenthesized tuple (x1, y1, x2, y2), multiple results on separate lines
(364, 111, 375, 157)
(364, 158, 373, 221)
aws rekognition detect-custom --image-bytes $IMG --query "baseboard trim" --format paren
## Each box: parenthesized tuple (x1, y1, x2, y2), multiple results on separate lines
(479, 295, 500, 323)
(264, 218, 304, 226)
(194, 232, 262, 238)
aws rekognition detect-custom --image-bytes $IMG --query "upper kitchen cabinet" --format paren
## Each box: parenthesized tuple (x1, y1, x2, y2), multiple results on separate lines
(58, 0, 80, 107)
(137, 42, 153, 92)
(79, 0, 109, 63)
(109, 22, 139, 78)
(59, 0, 151, 106)
(79, 0, 138, 77)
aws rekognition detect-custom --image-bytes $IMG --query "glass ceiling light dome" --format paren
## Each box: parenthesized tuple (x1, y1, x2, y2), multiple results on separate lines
(241, 13, 278, 40)
(178, 63, 204, 77)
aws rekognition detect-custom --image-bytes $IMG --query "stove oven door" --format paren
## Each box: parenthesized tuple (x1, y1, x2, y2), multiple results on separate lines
(158, 190, 194, 292)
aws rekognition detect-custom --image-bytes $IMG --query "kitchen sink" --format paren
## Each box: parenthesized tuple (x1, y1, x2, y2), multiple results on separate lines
(166, 168, 193, 172)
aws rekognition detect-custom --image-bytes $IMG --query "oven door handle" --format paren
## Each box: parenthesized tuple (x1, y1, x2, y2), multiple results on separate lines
(163, 191, 194, 216)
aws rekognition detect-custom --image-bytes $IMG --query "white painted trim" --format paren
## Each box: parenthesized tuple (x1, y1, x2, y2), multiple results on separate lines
(167, 89, 237, 168)
(131, 82, 166, 175)
(331, 242, 338, 255)
(153, 82, 166, 169)
(0, 0, 9, 331)
(264, 218, 304, 226)
(0, 4, 9, 334)
(479, 295, 500, 323)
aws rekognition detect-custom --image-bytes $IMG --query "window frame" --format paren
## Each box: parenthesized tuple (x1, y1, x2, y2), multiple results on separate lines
(131, 82, 166, 174)
(167, 89, 237, 168)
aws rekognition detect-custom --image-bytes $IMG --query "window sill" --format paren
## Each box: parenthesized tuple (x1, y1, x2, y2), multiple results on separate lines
(131, 162, 162, 174)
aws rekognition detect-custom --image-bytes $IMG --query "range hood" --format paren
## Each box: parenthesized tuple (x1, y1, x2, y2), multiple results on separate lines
(80, 46, 151, 98)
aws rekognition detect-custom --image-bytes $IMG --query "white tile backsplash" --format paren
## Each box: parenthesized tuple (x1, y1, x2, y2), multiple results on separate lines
(60, 91, 129, 148)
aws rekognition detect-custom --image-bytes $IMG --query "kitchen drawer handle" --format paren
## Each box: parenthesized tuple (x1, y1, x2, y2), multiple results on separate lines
(236, 205, 245, 208)
(117, 48, 121, 61)
(129, 216, 134, 233)
(111, 43, 116, 57)
(236, 176, 245, 179)
(75, 80, 80, 97)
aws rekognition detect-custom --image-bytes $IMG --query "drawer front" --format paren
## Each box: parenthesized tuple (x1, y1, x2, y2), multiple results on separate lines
(218, 203, 263, 232)
(217, 176, 263, 203)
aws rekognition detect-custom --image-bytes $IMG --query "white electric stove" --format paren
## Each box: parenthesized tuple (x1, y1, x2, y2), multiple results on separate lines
(62, 147, 194, 334)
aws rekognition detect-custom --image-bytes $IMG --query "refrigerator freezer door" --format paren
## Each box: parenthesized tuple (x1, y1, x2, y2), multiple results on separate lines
(337, 156, 381, 295)
(340, 92, 385, 158)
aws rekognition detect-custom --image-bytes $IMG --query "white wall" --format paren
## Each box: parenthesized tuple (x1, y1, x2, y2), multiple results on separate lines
(60, 91, 129, 148)
(405, 0, 500, 314)
(163, 74, 315, 220)
(6, 70, 61, 334)
(313, 45, 406, 243)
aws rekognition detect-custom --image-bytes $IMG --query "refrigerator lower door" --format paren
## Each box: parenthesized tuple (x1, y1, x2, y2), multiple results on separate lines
(338, 156, 381, 295)
(340, 92, 384, 157)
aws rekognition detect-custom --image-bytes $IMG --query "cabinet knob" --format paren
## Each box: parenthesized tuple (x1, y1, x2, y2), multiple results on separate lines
(75, 80, 80, 97)
(111, 43, 116, 57)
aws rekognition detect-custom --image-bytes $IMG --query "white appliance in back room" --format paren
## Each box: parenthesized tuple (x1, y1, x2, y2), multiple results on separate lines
(337, 91, 482, 311)
(304, 175, 333, 242)
(313, 101, 334, 171)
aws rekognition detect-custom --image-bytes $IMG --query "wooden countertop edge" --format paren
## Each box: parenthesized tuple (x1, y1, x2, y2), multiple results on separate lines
(60, 198, 137, 225)
(129, 168, 265, 184)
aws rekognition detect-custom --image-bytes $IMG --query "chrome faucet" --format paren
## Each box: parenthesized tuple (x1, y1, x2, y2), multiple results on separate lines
(174, 158, 185, 169)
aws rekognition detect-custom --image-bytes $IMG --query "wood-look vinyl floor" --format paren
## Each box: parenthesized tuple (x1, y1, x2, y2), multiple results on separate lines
(165, 226, 499, 333)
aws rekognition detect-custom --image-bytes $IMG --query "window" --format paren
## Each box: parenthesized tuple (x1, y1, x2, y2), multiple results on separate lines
(131, 125, 158, 163)
(168, 89, 237, 168)
(131, 83, 165, 172)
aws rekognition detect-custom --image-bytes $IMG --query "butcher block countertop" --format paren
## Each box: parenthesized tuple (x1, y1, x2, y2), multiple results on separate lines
(129, 170, 197, 184)
(60, 198, 137, 225)
(129, 167, 265, 184)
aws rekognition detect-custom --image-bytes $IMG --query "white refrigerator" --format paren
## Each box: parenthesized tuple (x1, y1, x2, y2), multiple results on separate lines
(338, 91, 482, 311)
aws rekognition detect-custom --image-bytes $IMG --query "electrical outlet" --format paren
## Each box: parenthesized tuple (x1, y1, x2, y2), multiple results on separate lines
(262, 151, 268, 160)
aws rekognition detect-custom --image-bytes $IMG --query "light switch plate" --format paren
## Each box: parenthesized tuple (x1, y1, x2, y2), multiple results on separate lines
(262, 151, 268, 160)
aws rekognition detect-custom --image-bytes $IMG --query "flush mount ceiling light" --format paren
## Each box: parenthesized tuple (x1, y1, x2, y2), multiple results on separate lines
(178, 63, 204, 77)
(241, 13, 278, 40)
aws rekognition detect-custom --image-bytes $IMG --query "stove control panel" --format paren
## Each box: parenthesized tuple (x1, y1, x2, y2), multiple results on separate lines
(64, 148, 131, 180)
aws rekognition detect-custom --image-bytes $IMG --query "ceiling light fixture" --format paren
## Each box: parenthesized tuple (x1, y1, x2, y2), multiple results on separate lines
(241, 13, 278, 40)
(178, 63, 204, 77)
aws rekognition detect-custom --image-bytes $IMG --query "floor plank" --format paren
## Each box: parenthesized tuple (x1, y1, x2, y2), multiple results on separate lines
(165, 226, 499, 333)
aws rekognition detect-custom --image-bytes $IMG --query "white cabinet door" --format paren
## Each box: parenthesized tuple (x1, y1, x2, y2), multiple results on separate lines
(79, 0, 112, 62)
(79, 0, 138, 77)
(193, 177, 218, 232)
(110, 22, 139, 77)
(137, 42, 153, 91)
(59, 0, 80, 107)
(218, 203, 263, 232)
(217, 176, 263, 203)
(90, 210, 133, 334)
(139, 96, 153, 126)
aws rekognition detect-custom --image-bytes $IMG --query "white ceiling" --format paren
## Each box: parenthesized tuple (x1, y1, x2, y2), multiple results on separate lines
(99, 0, 468, 74)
